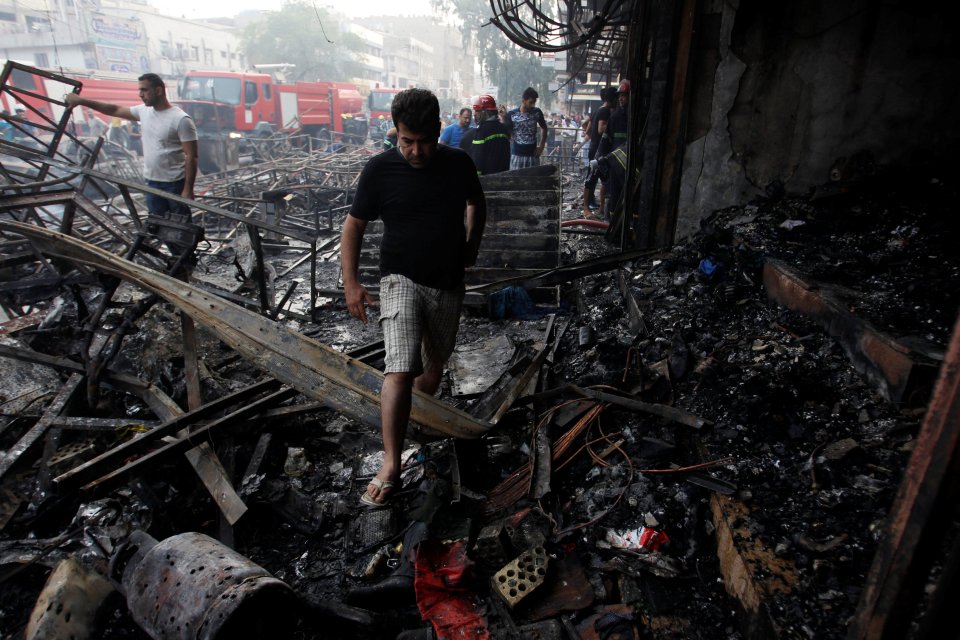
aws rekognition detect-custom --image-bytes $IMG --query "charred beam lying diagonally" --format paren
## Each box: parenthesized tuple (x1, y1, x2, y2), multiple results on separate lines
(0, 221, 492, 440)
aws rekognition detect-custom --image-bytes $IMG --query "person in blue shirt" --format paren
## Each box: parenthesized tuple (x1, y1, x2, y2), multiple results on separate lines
(439, 108, 471, 147)
(504, 87, 548, 169)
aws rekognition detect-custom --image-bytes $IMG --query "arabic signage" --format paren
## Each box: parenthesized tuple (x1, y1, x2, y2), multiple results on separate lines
(88, 12, 143, 45)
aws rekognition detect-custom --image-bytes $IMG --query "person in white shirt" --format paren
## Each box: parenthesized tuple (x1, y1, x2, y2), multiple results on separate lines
(65, 73, 198, 223)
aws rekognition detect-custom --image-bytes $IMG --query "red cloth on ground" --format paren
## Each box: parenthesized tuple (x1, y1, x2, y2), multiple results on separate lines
(414, 539, 491, 640)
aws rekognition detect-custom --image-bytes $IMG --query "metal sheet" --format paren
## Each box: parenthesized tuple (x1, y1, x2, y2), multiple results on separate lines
(448, 334, 516, 396)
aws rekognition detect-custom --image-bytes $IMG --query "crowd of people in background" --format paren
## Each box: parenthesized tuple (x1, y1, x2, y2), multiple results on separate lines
(430, 80, 632, 221)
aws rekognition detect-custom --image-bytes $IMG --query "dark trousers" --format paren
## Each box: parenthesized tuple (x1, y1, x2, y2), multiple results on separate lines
(146, 178, 191, 222)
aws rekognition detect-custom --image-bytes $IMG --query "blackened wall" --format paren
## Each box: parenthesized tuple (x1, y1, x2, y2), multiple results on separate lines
(675, 0, 960, 240)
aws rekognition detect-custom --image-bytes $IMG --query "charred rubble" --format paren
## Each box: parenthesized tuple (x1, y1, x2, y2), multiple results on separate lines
(1, 60, 958, 639)
(0, 154, 956, 640)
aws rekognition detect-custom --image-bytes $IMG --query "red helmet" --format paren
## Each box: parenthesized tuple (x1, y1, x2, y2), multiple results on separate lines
(473, 94, 497, 111)
(618, 79, 631, 94)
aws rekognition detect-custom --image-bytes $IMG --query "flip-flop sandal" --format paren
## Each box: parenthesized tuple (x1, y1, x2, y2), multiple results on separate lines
(359, 477, 395, 509)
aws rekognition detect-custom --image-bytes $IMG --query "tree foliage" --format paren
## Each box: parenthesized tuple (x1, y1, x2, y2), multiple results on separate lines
(242, 2, 364, 82)
(432, 0, 557, 110)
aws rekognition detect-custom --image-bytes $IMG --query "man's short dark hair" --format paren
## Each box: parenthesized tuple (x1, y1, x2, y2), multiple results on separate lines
(522, 87, 538, 101)
(458, 107, 471, 118)
(138, 73, 165, 90)
(391, 88, 440, 136)
(601, 87, 616, 103)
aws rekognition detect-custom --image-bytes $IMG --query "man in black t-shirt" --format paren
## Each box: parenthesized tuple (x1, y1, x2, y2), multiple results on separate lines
(583, 87, 615, 218)
(341, 88, 486, 508)
(598, 79, 630, 158)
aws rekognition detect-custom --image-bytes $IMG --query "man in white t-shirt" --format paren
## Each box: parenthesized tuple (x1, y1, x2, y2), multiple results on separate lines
(65, 73, 198, 222)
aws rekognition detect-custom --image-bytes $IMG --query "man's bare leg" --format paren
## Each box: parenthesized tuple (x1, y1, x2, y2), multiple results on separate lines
(582, 186, 593, 218)
(369, 371, 414, 504)
(414, 366, 443, 396)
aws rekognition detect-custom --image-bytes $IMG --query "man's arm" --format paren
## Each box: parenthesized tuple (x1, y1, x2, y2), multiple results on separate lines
(340, 214, 374, 324)
(439, 124, 453, 145)
(464, 193, 487, 268)
(181, 140, 198, 199)
(64, 93, 136, 121)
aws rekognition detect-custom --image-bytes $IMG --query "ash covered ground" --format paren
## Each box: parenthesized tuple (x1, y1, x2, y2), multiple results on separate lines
(0, 164, 956, 639)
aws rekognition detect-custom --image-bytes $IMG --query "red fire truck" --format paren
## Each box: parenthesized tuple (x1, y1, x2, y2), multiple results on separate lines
(2, 60, 141, 136)
(178, 70, 367, 146)
(368, 86, 402, 142)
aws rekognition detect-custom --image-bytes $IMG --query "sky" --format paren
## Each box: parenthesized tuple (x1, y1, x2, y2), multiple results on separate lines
(152, 0, 438, 20)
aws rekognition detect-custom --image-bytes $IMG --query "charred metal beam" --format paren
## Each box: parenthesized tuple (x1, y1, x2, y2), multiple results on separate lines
(0, 189, 75, 211)
(80, 388, 297, 497)
(520, 384, 710, 430)
(47, 416, 162, 431)
(245, 223, 272, 313)
(0, 221, 492, 440)
(52, 377, 282, 492)
(2, 145, 313, 242)
(0, 373, 83, 480)
(568, 385, 710, 429)
(0, 342, 181, 419)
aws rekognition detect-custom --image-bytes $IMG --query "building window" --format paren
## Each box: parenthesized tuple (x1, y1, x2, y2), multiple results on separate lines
(221, 50, 227, 58)
(0, 10, 16, 21)
(35, 52, 49, 67)
(26, 15, 51, 31)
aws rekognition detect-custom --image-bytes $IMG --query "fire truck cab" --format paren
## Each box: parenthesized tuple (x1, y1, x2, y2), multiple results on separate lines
(178, 70, 367, 144)
(368, 87, 402, 142)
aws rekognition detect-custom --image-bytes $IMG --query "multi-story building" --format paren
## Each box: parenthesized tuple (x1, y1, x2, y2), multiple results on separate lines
(0, 0, 243, 81)
(360, 16, 477, 105)
(341, 22, 385, 93)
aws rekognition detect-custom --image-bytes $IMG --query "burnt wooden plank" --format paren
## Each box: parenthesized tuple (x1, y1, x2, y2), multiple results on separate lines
(359, 249, 559, 272)
(359, 232, 559, 252)
(480, 234, 559, 252)
(851, 315, 960, 640)
(479, 175, 558, 191)
(487, 208, 560, 229)
(763, 260, 938, 403)
(475, 250, 559, 270)
(485, 191, 560, 207)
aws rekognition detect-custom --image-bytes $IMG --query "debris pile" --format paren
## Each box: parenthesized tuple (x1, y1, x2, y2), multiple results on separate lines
(1, 90, 957, 640)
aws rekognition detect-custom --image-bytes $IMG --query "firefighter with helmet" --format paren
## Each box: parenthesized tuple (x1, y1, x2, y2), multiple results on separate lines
(597, 79, 630, 158)
(459, 94, 511, 175)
